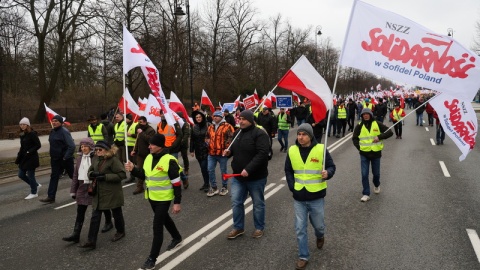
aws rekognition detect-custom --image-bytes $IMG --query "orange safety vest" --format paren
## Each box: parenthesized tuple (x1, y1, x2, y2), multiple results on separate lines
(157, 123, 176, 147)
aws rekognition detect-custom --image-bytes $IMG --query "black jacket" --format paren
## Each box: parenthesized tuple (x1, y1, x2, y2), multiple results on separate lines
(228, 124, 270, 181)
(352, 119, 393, 159)
(285, 139, 336, 201)
(49, 126, 75, 160)
(16, 130, 41, 170)
(190, 111, 210, 161)
(256, 112, 277, 135)
(375, 102, 388, 118)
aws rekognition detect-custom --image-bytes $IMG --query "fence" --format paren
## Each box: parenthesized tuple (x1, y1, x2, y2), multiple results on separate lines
(2, 106, 112, 127)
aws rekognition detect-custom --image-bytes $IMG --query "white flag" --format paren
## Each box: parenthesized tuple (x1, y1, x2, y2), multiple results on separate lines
(143, 94, 162, 126)
(429, 93, 476, 161)
(123, 26, 156, 74)
(340, 0, 480, 101)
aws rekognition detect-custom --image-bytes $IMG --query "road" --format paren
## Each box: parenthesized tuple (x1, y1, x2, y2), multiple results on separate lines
(1, 115, 480, 270)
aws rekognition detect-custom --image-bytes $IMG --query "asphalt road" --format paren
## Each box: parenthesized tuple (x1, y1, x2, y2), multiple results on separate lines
(1, 115, 480, 270)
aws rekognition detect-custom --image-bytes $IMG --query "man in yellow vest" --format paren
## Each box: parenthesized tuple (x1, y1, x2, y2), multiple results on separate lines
(87, 115, 107, 143)
(336, 100, 347, 138)
(285, 123, 336, 270)
(352, 108, 393, 202)
(125, 114, 138, 183)
(113, 113, 127, 163)
(124, 134, 183, 270)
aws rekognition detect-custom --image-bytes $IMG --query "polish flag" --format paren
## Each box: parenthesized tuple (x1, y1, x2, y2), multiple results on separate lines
(261, 95, 272, 109)
(118, 88, 140, 119)
(292, 92, 300, 104)
(253, 89, 260, 104)
(201, 89, 215, 113)
(269, 92, 277, 105)
(277, 55, 332, 122)
(233, 95, 241, 111)
(399, 95, 405, 109)
(169, 92, 194, 125)
(44, 103, 67, 124)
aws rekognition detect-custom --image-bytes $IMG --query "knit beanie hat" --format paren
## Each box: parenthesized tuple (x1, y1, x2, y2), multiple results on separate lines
(149, 134, 166, 148)
(239, 110, 255, 124)
(19, 117, 30, 126)
(52, 115, 64, 124)
(213, 111, 223, 118)
(95, 140, 111, 150)
(361, 108, 374, 118)
(297, 123, 314, 139)
(80, 137, 95, 150)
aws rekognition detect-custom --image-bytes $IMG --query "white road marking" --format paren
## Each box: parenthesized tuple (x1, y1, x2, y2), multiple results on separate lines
(160, 184, 285, 270)
(439, 161, 451, 177)
(430, 138, 436, 146)
(281, 176, 286, 181)
(466, 229, 480, 263)
(425, 127, 429, 132)
(328, 133, 353, 153)
(147, 183, 277, 267)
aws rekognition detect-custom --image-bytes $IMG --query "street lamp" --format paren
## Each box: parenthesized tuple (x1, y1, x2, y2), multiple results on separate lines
(174, 0, 194, 110)
(447, 28, 454, 37)
(314, 25, 322, 70)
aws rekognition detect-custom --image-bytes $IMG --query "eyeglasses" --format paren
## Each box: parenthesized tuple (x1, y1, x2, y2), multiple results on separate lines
(95, 148, 104, 152)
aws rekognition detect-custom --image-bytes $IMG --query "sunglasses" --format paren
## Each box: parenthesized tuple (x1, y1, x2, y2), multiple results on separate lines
(95, 148, 104, 152)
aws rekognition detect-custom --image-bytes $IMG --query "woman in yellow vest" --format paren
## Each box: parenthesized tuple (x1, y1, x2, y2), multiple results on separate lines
(124, 134, 183, 270)
(352, 108, 393, 202)
(285, 123, 336, 270)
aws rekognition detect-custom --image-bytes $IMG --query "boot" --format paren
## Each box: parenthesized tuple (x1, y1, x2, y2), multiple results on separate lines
(78, 241, 96, 249)
(133, 180, 144, 195)
(62, 222, 83, 243)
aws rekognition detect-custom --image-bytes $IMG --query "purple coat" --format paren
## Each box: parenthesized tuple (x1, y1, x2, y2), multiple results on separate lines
(70, 153, 94, 206)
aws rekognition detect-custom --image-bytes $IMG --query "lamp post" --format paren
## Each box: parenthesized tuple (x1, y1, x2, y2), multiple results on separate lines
(447, 28, 454, 38)
(314, 25, 322, 70)
(174, 0, 194, 109)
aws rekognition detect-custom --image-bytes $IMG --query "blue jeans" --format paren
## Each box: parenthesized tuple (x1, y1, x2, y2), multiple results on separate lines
(294, 198, 325, 260)
(297, 118, 306, 126)
(360, 155, 380, 196)
(18, 168, 39, 194)
(231, 177, 266, 231)
(416, 112, 423, 126)
(207, 155, 228, 188)
(277, 129, 289, 150)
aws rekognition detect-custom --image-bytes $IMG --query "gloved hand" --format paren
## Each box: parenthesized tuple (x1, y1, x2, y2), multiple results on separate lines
(72, 195, 76, 200)
(96, 174, 106, 182)
(89, 171, 103, 180)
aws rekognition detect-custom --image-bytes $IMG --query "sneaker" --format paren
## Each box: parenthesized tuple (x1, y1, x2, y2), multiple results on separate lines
(227, 229, 245, 239)
(141, 257, 156, 270)
(252, 229, 264, 238)
(360, 195, 370, 202)
(207, 187, 219, 197)
(25, 193, 38, 200)
(219, 187, 229, 196)
(37, 183, 42, 191)
(374, 186, 381, 194)
(166, 238, 182, 251)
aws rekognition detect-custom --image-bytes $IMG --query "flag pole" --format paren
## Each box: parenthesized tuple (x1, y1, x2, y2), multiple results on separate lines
(386, 93, 439, 132)
(224, 85, 278, 154)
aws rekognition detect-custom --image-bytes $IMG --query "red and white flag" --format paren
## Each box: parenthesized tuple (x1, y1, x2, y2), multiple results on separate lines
(292, 92, 300, 104)
(118, 88, 140, 119)
(169, 92, 194, 125)
(253, 89, 260, 105)
(143, 94, 162, 126)
(44, 103, 66, 123)
(233, 95, 241, 111)
(277, 55, 332, 122)
(201, 89, 215, 113)
(340, 0, 480, 101)
(269, 92, 277, 105)
(123, 26, 156, 74)
(429, 93, 477, 161)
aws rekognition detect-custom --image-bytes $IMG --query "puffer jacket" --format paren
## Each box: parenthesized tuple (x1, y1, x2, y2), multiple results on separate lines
(206, 120, 234, 156)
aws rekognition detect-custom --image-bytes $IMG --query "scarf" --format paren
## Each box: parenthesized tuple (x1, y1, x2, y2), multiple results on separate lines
(78, 154, 92, 184)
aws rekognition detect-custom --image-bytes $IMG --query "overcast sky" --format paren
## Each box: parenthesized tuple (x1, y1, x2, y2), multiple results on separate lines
(188, 0, 480, 51)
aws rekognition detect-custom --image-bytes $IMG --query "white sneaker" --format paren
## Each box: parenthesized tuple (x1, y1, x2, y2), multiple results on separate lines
(37, 184, 42, 192)
(360, 195, 370, 202)
(374, 186, 380, 194)
(207, 187, 219, 197)
(25, 193, 38, 200)
(219, 187, 229, 196)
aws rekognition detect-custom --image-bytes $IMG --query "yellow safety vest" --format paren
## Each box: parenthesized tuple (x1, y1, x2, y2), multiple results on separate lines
(126, 122, 138, 147)
(277, 113, 289, 130)
(289, 144, 327, 193)
(363, 103, 373, 110)
(114, 121, 125, 141)
(88, 123, 104, 143)
(359, 121, 383, 152)
(392, 109, 404, 121)
(143, 154, 182, 201)
(337, 107, 347, 119)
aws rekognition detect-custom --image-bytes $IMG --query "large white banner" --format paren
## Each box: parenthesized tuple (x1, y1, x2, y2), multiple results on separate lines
(429, 93, 477, 161)
(340, 0, 480, 101)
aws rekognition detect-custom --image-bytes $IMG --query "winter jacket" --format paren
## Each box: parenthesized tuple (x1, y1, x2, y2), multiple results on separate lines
(134, 124, 156, 158)
(285, 139, 336, 201)
(190, 111, 211, 161)
(49, 126, 75, 160)
(256, 112, 277, 136)
(228, 124, 270, 182)
(88, 147, 126, 210)
(101, 119, 115, 145)
(16, 130, 41, 170)
(70, 152, 94, 206)
(206, 120, 234, 156)
(352, 119, 393, 159)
